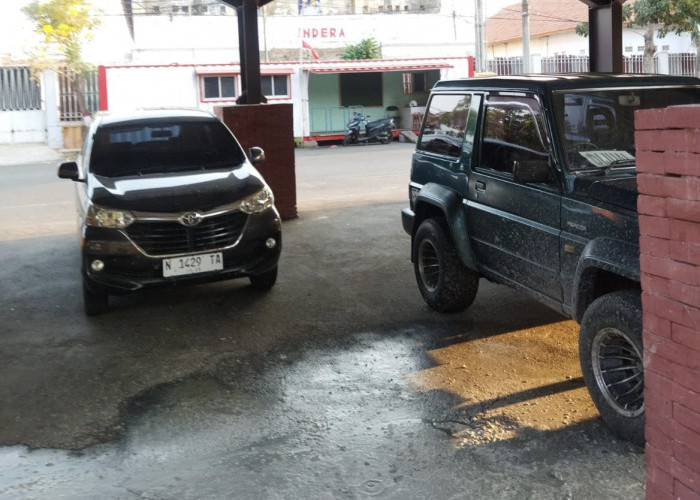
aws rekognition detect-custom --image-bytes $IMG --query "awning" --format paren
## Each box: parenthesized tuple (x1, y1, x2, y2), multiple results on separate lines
(194, 65, 295, 75)
(302, 58, 460, 74)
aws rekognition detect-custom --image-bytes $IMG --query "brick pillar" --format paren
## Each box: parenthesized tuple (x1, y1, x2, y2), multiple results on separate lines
(636, 105, 700, 500)
(217, 103, 297, 219)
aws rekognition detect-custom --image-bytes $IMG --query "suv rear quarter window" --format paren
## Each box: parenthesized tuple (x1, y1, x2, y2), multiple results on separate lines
(417, 94, 472, 158)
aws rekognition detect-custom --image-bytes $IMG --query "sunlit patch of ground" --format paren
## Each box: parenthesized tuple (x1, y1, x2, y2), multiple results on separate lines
(407, 320, 600, 445)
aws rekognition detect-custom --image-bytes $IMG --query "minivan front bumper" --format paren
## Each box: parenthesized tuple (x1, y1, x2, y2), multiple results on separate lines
(81, 208, 281, 295)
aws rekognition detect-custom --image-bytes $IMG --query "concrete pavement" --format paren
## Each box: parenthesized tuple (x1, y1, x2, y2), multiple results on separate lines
(0, 143, 65, 166)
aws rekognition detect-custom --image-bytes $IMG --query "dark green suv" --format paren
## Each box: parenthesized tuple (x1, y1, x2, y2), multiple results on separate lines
(401, 74, 700, 445)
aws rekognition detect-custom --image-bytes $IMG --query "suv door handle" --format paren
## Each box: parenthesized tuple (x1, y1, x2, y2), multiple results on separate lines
(475, 181, 486, 192)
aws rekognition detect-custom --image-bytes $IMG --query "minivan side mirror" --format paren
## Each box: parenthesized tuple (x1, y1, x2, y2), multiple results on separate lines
(57, 161, 81, 181)
(249, 147, 265, 165)
(513, 158, 550, 184)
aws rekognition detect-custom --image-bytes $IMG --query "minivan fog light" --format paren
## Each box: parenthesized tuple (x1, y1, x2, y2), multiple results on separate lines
(91, 260, 105, 272)
(265, 238, 277, 249)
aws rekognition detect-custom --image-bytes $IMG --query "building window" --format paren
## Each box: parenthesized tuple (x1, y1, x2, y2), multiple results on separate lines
(202, 75, 237, 100)
(402, 72, 426, 94)
(340, 72, 383, 107)
(624, 46, 633, 53)
(261, 75, 289, 97)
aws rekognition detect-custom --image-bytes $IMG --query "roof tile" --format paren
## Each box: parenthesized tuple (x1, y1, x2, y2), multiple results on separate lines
(487, 0, 589, 44)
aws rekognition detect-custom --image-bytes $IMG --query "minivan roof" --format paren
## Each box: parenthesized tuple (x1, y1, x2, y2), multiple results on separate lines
(432, 73, 700, 93)
(93, 108, 218, 127)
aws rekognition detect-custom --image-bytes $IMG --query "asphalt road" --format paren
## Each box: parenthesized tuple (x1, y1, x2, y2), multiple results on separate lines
(0, 142, 644, 499)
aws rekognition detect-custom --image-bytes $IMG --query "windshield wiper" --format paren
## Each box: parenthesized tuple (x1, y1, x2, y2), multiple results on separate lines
(605, 158, 636, 175)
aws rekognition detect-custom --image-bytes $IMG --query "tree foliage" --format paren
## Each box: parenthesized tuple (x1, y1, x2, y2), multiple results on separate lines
(22, 0, 99, 75)
(575, 4, 633, 38)
(631, 0, 700, 42)
(340, 38, 380, 60)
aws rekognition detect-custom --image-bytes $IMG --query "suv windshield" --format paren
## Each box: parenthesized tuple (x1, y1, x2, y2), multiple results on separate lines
(553, 86, 700, 172)
(89, 118, 246, 177)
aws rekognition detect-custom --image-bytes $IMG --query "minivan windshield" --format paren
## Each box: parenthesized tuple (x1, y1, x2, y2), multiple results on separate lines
(553, 86, 700, 172)
(89, 118, 246, 177)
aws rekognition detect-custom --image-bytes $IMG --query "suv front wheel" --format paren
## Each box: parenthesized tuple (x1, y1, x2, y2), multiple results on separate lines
(413, 218, 479, 312)
(579, 290, 644, 446)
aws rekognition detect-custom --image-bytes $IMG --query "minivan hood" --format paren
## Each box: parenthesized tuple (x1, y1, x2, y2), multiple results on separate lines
(87, 165, 265, 212)
(574, 175, 638, 211)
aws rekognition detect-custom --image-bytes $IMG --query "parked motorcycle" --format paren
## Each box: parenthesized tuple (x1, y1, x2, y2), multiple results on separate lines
(343, 111, 396, 145)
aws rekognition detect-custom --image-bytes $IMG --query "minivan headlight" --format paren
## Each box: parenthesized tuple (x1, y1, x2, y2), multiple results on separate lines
(240, 186, 274, 214)
(86, 205, 135, 229)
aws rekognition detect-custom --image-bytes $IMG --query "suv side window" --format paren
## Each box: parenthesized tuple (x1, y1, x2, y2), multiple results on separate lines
(417, 94, 471, 158)
(479, 95, 549, 175)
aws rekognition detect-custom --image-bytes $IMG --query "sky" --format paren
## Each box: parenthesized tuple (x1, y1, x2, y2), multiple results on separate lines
(1, 0, 522, 63)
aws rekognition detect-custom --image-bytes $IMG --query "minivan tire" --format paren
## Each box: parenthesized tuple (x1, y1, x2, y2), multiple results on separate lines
(579, 290, 644, 446)
(249, 266, 278, 290)
(413, 218, 479, 312)
(83, 282, 109, 316)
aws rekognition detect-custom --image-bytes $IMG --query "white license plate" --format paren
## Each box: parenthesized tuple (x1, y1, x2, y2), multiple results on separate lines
(162, 252, 223, 278)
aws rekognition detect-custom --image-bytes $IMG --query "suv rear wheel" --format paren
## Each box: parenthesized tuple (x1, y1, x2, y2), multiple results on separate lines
(579, 290, 644, 446)
(413, 218, 479, 312)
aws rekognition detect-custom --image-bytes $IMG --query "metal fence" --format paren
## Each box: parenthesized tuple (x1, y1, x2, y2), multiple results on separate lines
(668, 53, 696, 77)
(487, 57, 523, 76)
(541, 55, 589, 73)
(0, 66, 42, 111)
(487, 53, 695, 77)
(58, 68, 100, 122)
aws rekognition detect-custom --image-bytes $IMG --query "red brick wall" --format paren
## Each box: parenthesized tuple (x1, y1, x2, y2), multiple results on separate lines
(217, 104, 297, 219)
(636, 105, 700, 500)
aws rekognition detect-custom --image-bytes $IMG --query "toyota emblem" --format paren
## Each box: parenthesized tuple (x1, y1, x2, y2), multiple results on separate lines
(178, 211, 203, 227)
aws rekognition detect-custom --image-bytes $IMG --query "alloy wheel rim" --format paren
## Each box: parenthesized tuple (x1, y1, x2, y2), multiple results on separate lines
(418, 240, 440, 293)
(592, 327, 644, 418)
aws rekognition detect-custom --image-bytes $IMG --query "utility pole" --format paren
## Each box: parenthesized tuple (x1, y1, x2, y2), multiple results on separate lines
(474, 0, 486, 73)
(522, 0, 531, 73)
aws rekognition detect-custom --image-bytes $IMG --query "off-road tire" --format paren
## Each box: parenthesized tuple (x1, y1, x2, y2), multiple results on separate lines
(249, 267, 278, 290)
(579, 290, 644, 446)
(83, 282, 109, 316)
(413, 218, 479, 312)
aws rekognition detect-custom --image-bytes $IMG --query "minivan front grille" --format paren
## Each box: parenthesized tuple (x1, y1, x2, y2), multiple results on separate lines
(127, 211, 248, 256)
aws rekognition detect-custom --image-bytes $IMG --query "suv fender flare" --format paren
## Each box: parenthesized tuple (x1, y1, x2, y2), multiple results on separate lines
(572, 237, 640, 323)
(413, 183, 478, 271)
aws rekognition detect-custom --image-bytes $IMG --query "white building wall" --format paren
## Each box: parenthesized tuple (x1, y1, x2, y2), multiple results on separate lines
(489, 30, 695, 60)
(128, 13, 475, 64)
(0, 110, 46, 144)
(105, 66, 200, 111)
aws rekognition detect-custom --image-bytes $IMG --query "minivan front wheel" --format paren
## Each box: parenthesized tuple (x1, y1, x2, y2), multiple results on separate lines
(413, 218, 479, 312)
(249, 266, 278, 290)
(83, 282, 109, 316)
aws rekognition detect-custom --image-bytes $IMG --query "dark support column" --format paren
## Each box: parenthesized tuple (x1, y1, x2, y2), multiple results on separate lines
(584, 0, 624, 73)
(236, 7, 247, 95)
(241, 0, 262, 104)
